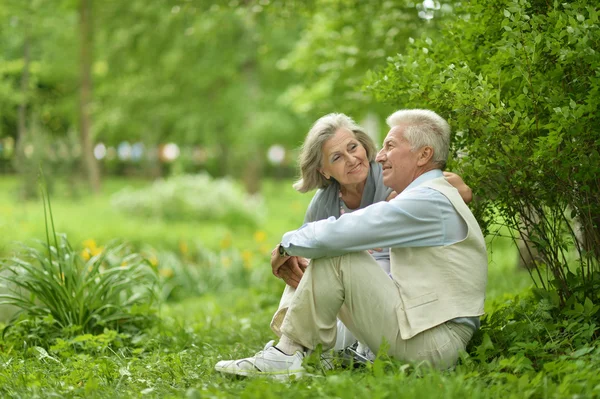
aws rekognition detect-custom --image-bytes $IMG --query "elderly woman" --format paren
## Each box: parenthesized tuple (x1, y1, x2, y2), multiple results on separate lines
(269, 113, 472, 356)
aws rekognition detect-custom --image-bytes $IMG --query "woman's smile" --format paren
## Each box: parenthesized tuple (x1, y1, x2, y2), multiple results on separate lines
(348, 163, 363, 174)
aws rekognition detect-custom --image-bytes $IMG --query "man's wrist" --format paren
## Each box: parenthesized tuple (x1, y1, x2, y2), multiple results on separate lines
(278, 244, 289, 257)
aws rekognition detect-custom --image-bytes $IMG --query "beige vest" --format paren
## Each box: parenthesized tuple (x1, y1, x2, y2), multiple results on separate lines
(390, 176, 488, 340)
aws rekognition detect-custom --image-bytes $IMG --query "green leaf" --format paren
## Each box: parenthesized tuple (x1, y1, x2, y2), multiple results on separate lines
(571, 346, 594, 358)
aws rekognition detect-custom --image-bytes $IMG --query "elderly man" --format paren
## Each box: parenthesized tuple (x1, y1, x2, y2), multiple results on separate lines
(215, 109, 488, 378)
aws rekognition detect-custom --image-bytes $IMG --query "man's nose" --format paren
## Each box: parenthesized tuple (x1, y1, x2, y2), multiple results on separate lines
(376, 148, 385, 163)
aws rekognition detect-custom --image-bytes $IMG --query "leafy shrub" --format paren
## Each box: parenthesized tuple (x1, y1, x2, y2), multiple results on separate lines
(110, 173, 265, 226)
(0, 191, 159, 339)
(0, 237, 159, 337)
(470, 290, 599, 363)
(149, 244, 269, 301)
(368, 0, 600, 306)
(464, 290, 600, 396)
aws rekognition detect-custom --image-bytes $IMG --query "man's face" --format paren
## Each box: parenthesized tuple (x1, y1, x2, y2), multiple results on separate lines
(375, 125, 421, 193)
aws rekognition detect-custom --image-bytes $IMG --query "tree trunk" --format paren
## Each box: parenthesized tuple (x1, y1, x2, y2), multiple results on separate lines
(16, 35, 29, 153)
(13, 29, 38, 199)
(243, 147, 263, 194)
(241, 59, 262, 194)
(79, 0, 101, 193)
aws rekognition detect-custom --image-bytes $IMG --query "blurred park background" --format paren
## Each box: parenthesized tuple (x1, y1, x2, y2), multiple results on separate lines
(0, 0, 503, 258)
(1, 0, 599, 397)
(0, 0, 423, 196)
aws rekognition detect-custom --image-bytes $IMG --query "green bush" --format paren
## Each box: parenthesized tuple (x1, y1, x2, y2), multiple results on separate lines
(110, 173, 265, 227)
(0, 191, 159, 340)
(464, 290, 600, 396)
(368, 0, 600, 307)
(0, 236, 159, 338)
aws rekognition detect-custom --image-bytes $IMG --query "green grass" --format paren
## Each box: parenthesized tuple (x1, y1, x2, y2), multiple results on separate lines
(0, 175, 309, 257)
(2, 288, 598, 398)
(0, 175, 550, 398)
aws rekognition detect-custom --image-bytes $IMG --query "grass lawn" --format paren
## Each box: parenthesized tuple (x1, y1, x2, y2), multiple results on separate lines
(3, 175, 588, 398)
(0, 175, 308, 256)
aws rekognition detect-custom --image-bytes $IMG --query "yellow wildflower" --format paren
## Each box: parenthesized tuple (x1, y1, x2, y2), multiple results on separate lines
(90, 246, 104, 257)
(220, 233, 232, 249)
(253, 231, 267, 243)
(148, 255, 159, 268)
(81, 238, 103, 259)
(241, 250, 253, 270)
(159, 268, 174, 278)
(179, 240, 189, 255)
(82, 239, 97, 250)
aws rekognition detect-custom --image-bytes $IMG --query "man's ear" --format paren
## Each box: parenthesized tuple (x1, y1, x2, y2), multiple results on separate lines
(417, 146, 434, 166)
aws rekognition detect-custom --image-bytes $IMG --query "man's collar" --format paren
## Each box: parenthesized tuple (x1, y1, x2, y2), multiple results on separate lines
(405, 169, 443, 192)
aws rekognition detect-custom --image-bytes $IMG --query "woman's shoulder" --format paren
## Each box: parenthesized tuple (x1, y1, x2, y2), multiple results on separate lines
(304, 184, 338, 222)
(306, 186, 331, 211)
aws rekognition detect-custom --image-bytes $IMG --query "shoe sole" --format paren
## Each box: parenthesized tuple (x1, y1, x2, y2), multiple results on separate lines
(215, 365, 305, 380)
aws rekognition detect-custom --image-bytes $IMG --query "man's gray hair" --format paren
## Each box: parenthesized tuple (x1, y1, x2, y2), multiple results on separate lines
(293, 113, 376, 193)
(386, 109, 450, 169)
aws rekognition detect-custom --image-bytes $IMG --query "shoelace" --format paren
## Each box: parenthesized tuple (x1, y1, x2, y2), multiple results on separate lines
(254, 340, 276, 357)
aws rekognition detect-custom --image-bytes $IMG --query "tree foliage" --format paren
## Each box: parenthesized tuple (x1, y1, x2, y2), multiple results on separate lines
(369, 0, 600, 306)
(0, 0, 446, 188)
(279, 0, 452, 124)
(0, 0, 312, 185)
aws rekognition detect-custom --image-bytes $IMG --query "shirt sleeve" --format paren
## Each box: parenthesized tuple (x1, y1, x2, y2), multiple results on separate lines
(281, 187, 459, 259)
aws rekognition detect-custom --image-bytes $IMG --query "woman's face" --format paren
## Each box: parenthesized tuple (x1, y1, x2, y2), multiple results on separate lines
(320, 128, 370, 187)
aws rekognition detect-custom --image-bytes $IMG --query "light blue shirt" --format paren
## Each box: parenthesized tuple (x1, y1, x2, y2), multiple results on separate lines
(281, 170, 468, 258)
(281, 169, 480, 330)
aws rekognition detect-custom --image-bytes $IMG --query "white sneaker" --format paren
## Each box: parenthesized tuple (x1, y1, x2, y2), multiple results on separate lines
(319, 351, 336, 370)
(342, 341, 375, 366)
(356, 342, 376, 362)
(215, 340, 306, 380)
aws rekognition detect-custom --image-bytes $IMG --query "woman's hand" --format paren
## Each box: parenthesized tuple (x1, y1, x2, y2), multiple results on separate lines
(444, 171, 473, 204)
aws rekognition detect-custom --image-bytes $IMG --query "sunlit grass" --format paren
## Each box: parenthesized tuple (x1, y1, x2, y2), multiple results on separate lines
(485, 235, 532, 310)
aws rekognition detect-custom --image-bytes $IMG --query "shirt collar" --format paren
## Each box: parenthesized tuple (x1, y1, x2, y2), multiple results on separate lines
(404, 169, 443, 192)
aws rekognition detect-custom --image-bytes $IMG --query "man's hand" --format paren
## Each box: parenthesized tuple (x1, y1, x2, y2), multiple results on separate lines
(444, 171, 473, 204)
(277, 256, 309, 288)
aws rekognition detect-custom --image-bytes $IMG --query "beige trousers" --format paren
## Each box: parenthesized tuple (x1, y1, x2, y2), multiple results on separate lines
(270, 251, 473, 369)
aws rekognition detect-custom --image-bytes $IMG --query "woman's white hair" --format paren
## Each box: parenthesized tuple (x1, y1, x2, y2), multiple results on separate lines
(293, 113, 376, 193)
(386, 109, 450, 169)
